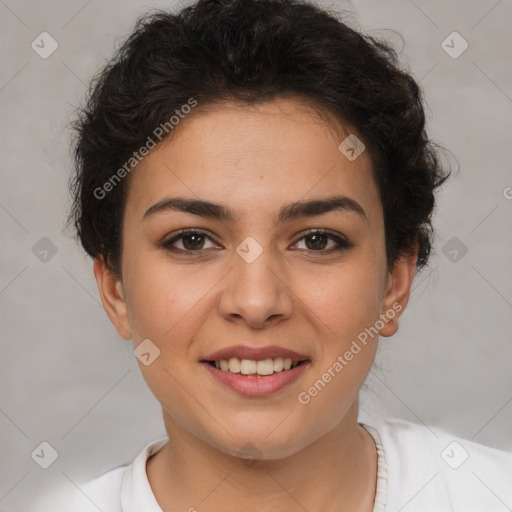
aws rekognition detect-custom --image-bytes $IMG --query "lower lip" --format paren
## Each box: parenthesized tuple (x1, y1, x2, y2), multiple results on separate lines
(201, 361, 310, 396)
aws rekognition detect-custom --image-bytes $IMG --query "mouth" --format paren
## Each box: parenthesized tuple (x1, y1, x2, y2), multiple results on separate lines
(201, 357, 310, 377)
(199, 345, 311, 395)
(200, 357, 311, 396)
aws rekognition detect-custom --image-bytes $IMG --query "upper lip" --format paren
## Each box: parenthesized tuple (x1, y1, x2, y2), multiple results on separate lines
(202, 344, 310, 363)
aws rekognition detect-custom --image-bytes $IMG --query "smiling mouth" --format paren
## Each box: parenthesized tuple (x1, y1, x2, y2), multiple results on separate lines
(202, 357, 309, 377)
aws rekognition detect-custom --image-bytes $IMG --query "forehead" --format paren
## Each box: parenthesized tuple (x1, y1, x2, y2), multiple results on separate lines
(125, 97, 381, 224)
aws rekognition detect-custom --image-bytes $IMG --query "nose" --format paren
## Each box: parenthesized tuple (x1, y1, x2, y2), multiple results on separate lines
(218, 242, 294, 329)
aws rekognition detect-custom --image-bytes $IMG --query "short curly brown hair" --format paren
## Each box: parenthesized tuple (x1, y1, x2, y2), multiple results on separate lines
(69, 0, 451, 276)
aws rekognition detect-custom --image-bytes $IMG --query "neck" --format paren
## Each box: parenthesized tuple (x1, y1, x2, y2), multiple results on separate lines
(147, 399, 377, 512)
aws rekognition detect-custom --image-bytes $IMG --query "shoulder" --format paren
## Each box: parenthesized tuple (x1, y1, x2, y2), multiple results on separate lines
(26, 466, 125, 512)
(363, 416, 512, 511)
(376, 416, 511, 472)
(26, 437, 168, 512)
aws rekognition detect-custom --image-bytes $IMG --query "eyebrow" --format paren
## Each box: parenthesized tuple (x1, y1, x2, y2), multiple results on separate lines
(142, 195, 367, 224)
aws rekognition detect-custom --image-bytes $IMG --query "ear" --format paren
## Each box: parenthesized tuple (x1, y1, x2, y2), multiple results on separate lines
(378, 247, 418, 338)
(93, 256, 132, 340)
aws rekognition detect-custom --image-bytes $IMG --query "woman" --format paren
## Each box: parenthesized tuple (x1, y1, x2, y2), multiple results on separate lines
(31, 0, 511, 510)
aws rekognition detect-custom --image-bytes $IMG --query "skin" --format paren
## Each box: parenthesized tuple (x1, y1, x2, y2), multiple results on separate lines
(94, 97, 417, 512)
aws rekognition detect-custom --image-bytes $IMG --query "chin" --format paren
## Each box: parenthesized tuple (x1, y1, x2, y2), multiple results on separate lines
(203, 421, 313, 462)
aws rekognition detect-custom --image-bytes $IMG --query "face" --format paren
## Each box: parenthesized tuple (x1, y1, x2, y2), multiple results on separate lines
(95, 97, 416, 460)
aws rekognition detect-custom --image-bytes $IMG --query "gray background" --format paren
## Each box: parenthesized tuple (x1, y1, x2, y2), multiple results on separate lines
(1, 0, 511, 510)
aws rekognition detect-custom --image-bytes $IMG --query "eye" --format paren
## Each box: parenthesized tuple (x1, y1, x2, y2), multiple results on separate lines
(292, 230, 353, 253)
(162, 229, 218, 252)
(161, 228, 353, 255)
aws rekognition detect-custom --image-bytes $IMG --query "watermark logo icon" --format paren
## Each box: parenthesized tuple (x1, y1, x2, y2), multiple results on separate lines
(31, 32, 59, 59)
(442, 236, 468, 263)
(134, 338, 161, 366)
(236, 441, 262, 467)
(31, 441, 59, 469)
(32, 237, 58, 263)
(338, 134, 365, 161)
(236, 236, 263, 264)
(441, 32, 468, 59)
(441, 441, 469, 469)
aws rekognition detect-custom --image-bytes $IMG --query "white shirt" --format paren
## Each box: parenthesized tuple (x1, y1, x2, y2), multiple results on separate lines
(29, 416, 512, 511)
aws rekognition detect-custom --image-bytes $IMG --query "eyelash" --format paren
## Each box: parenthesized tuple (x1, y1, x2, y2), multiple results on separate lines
(161, 229, 353, 255)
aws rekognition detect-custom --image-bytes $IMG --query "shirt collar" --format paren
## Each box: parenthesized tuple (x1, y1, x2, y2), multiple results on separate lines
(120, 425, 391, 511)
(121, 436, 168, 512)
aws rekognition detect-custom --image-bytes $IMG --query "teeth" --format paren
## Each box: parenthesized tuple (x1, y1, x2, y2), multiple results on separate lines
(273, 357, 284, 372)
(228, 357, 241, 373)
(257, 358, 274, 375)
(240, 359, 257, 375)
(214, 357, 300, 376)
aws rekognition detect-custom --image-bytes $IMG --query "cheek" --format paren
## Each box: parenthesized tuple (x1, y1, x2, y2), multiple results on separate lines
(297, 258, 384, 346)
(123, 256, 215, 341)
(294, 266, 381, 428)
(121, 260, 213, 420)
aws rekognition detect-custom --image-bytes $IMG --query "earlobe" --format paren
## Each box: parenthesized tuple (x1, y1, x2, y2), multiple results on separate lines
(93, 257, 132, 340)
(379, 249, 418, 338)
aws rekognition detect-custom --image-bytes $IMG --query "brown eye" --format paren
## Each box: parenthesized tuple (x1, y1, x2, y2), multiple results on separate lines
(180, 233, 206, 250)
(162, 230, 217, 252)
(293, 230, 353, 253)
(304, 233, 329, 250)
